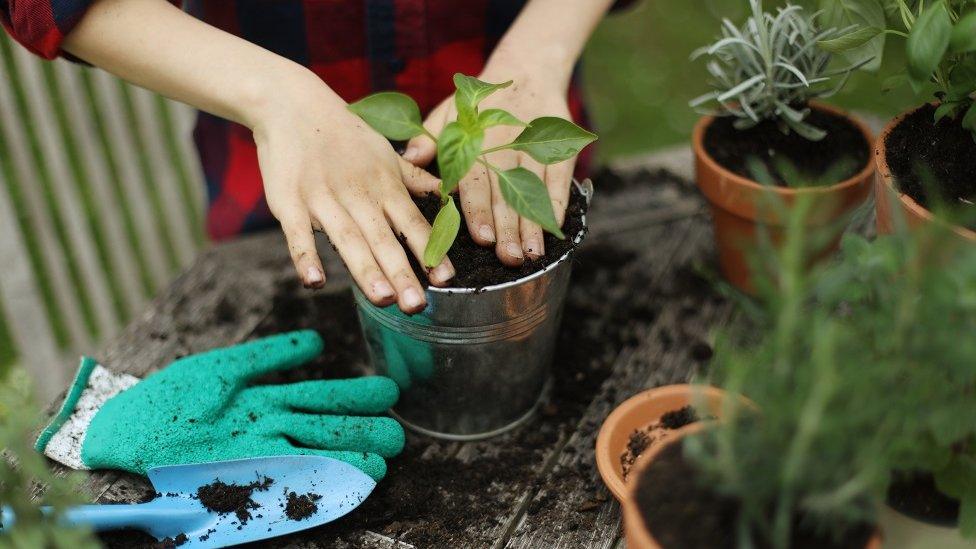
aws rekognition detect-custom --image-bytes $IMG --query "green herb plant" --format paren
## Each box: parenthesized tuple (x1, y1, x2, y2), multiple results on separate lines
(690, 0, 868, 141)
(819, 0, 976, 138)
(348, 75, 597, 268)
(0, 370, 100, 549)
(745, 155, 861, 188)
(684, 198, 976, 546)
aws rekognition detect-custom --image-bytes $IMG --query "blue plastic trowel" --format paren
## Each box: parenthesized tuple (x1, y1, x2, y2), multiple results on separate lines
(0, 455, 375, 547)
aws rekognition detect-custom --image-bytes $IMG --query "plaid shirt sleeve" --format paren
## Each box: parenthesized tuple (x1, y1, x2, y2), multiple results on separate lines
(0, 0, 97, 59)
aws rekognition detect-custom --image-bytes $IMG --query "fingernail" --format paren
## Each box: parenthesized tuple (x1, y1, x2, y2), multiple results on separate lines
(431, 263, 455, 284)
(403, 146, 418, 161)
(402, 287, 425, 310)
(478, 224, 496, 243)
(524, 239, 543, 259)
(306, 266, 324, 285)
(372, 280, 395, 299)
(505, 242, 524, 260)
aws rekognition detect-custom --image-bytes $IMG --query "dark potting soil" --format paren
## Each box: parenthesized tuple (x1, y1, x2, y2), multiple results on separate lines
(703, 108, 869, 187)
(97, 530, 188, 549)
(409, 183, 587, 288)
(284, 490, 322, 521)
(636, 442, 875, 549)
(887, 470, 960, 526)
(620, 406, 702, 480)
(660, 405, 699, 430)
(884, 103, 976, 229)
(196, 476, 274, 524)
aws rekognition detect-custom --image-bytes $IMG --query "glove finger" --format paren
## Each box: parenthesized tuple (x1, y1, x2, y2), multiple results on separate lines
(282, 415, 405, 458)
(247, 377, 399, 414)
(192, 330, 324, 379)
(293, 448, 389, 481)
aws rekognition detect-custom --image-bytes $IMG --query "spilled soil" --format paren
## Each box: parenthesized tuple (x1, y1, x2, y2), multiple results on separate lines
(284, 490, 322, 521)
(196, 476, 274, 524)
(620, 405, 701, 480)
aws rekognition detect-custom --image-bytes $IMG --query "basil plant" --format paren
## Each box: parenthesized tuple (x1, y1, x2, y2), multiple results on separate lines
(349, 74, 597, 268)
(819, 0, 976, 137)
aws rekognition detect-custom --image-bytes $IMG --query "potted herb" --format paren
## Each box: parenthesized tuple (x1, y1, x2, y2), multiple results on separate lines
(689, 0, 875, 292)
(823, 0, 976, 244)
(346, 74, 596, 440)
(808, 228, 976, 546)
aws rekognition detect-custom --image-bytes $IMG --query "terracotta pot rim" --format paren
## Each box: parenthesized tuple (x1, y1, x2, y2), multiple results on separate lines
(875, 102, 976, 242)
(622, 424, 883, 549)
(692, 102, 876, 198)
(595, 384, 727, 502)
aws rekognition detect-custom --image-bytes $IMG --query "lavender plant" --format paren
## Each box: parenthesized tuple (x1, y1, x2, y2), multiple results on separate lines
(690, 0, 868, 141)
(349, 75, 597, 268)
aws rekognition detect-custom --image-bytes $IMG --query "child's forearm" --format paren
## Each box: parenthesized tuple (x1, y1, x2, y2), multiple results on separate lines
(487, 0, 617, 89)
(61, 0, 336, 131)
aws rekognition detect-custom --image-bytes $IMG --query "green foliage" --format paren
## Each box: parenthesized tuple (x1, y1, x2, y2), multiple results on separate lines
(822, 0, 976, 137)
(685, 203, 976, 547)
(349, 74, 597, 268)
(0, 371, 100, 548)
(690, 0, 867, 141)
(745, 154, 861, 188)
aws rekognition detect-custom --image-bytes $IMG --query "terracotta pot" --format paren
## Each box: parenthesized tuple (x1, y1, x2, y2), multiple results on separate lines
(595, 384, 728, 502)
(879, 504, 968, 549)
(874, 104, 976, 246)
(693, 104, 875, 293)
(621, 424, 884, 549)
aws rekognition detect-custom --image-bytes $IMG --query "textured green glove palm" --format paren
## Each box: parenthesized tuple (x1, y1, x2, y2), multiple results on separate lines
(49, 331, 403, 480)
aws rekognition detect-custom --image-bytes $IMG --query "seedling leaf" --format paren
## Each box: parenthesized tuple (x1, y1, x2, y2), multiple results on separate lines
(453, 74, 512, 128)
(511, 117, 598, 164)
(949, 12, 976, 54)
(906, 2, 952, 84)
(495, 167, 564, 238)
(348, 92, 425, 140)
(436, 122, 483, 194)
(423, 200, 461, 268)
(478, 109, 527, 129)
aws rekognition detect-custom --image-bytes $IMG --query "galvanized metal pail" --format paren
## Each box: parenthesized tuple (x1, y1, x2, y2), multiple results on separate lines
(354, 181, 591, 440)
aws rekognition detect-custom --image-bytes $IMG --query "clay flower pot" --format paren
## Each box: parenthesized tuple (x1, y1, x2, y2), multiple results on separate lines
(692, 104, 875, 293)
(874, 103, 976, 246)
(879, 504, 969, 549)
(621, 424, 884, 549)
(595, 384, 728, 502)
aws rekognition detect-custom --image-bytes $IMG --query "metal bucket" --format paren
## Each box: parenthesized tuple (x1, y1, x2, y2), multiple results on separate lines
(354, 181, 591, 440)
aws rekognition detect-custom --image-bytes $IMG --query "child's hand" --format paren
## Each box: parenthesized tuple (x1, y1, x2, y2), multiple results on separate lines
(253, 73, 454, 313)
(401, 68, 576, 267)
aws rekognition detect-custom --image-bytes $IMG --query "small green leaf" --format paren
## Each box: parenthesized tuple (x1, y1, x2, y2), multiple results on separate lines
(347, 92, 425, 140)
(453, 74, 512, 127)
(436, 122, 483, 193)
(934, 101, 960, 122)
(906, 1, 952, 84)
(817, 27, 882, 53)
(478, 109, 526, 129)
(881, 72, 908, 92)
(962, 102, 976, 132)
(495, 167, 564, 238)
(423, 200, 461, 268)
(511, 117, 598, 164)
(950, 12, 976, 53)
(818, 0, 887, 70)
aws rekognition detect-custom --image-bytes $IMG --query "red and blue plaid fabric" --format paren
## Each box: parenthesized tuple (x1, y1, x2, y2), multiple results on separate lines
(3, 0, 632, 240)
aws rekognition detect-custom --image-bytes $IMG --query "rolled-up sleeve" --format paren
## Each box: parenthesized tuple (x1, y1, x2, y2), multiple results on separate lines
(1, 0, 96, 59)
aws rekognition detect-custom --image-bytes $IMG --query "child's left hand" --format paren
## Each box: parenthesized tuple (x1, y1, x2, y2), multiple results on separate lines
(401, 62, 577, 267)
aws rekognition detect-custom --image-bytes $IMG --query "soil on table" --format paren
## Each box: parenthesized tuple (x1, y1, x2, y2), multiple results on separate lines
(704, 107, 869, 187)
(884, 103, 976, 230)
(409, 184, 587, 288)
(284, 490, 322, 521)
(636, 442, 875, 549)
(93, 167, 718, 548)
(887, 470, 960, 526)
(620, 405, 700, 480)
(196, 476, 274, 524)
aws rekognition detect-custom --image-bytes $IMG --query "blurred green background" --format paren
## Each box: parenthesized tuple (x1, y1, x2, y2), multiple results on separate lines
(581, 0, 925, 161)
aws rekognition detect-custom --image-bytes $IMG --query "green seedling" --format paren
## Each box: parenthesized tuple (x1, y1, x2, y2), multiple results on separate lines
(746, 155, 861, 188)
(349, 74, 597, 268)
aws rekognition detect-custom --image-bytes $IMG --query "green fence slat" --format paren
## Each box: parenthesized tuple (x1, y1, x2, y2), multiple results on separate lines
(155, 96, 206, 245)
(0, 294, 18, 374)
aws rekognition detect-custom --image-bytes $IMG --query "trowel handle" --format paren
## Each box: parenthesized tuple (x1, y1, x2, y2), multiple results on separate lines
(1, 499, 203, 533)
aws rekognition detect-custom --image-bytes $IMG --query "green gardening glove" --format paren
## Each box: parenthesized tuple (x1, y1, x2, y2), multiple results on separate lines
(36, 330, 404, 480)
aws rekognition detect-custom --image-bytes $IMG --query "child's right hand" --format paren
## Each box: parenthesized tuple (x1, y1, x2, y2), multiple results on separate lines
(251, 70, 454, 314)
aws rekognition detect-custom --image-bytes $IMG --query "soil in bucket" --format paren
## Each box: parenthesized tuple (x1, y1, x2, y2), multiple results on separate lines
(635, 442, 875, 549)
(704, 107, 869, 187)
(884, 104, 976, 229)
(887, 470, 960, 526)
(409, 183, 587, 288)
